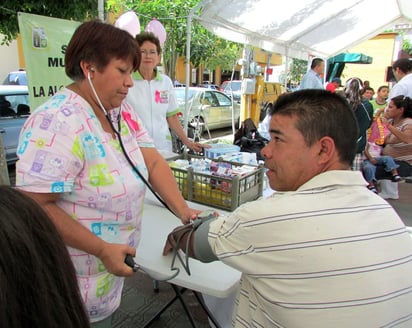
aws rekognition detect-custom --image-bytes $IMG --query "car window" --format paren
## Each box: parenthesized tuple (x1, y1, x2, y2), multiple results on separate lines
(203, 92, 219, 106)
(6, 94, 30, 112)
(3, 72, 28, 86)
(214, 92, 232, 106)
(223, 81, 241, 92)
(0, 94, 30, 116)
(174, 88, 195, 102)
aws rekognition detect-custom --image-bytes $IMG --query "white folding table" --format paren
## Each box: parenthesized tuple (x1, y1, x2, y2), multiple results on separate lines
(134, 196, 241, 327)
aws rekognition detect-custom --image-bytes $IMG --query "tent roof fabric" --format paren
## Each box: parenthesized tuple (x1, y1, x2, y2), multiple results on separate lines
(196, 0, 412, 60)
(328, 53, 373, 64)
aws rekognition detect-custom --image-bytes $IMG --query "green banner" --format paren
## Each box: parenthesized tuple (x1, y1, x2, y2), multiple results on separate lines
(17, 12, 80, 110)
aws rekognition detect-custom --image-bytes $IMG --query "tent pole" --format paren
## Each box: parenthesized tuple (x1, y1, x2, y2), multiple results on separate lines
(284, 49, 289, 92)
(98, 0, 104, 21)
(184, 3, 203, 141)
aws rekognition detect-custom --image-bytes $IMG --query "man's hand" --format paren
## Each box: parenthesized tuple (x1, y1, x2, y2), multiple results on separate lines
(163, 211, 219, 257)
(162, 225, 193, 256)
(163, 231, 177, 256)
(163, 226, 191, 256)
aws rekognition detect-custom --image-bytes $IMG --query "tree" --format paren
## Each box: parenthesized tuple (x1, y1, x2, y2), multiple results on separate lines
(402, 38, 412, 56)
(0, 0, 98, 44)
(1, 0, 241, 81)
(288, 58, 308, 86)
(107, 0, 241, 81)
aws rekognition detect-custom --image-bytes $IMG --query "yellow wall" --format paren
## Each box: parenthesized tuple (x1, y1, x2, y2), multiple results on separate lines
(175, 57, 189, 84)
(341, 33, 397, 90)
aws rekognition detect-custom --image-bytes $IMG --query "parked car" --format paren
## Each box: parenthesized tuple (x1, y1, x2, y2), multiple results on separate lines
(173, 87, 240, 136)
(0, 85, 30, 164)
(199, 83, 220, 90)
(2, 70, 28, 86)
(220, 80, 242, 101)
(174, 80, 186, 87)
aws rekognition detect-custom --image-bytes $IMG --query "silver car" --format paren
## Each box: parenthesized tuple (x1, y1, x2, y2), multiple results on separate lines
(220, 80, 242, 101)
(0, 85, 30, 164)
(3, 70, 28, 86)
(173, 87, 240, 136)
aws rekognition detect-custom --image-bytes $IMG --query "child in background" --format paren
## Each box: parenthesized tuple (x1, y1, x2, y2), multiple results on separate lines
(370, 85, 389, 115)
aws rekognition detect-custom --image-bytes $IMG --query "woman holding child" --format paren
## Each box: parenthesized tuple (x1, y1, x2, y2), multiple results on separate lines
(373, 95, 412, 199)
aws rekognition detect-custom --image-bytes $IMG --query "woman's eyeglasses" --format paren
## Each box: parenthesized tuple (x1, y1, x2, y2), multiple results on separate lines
(141, 50, 158, 56)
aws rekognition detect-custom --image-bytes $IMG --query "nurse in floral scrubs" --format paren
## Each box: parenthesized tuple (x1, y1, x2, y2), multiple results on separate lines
(15, 20, 201, 327)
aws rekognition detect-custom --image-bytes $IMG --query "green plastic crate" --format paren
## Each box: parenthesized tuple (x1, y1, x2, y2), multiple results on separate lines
(169, 154, 264, 211)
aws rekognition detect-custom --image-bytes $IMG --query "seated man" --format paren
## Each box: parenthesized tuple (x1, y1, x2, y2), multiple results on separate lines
(164, 89, 412, 327)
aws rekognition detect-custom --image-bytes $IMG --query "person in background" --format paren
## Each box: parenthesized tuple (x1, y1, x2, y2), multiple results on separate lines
(126, 31, 204, 155)
(344, 77, 373, 171)
(382, 95, 412, 165)
(0, 185, 90, 328)
(377, 95, 412, 198)
(363, 137, 401, 193)
(362, 86, 375, 100)
(369, 85, 389, 115)
(298, 57, 324, 90)
(362, 96, 398, 193)
(325, 77, 342, 93)
(379, 58, 412, 199)
(15, 20, 202, 327)
(390, 58, 412, 98)
(164, 89, 412, 327)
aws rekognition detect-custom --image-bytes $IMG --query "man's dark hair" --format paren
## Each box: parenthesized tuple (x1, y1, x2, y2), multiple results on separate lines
(392, 58, 412, 74)
(311, 58, 324, 69)
(269, 89, 359, 165)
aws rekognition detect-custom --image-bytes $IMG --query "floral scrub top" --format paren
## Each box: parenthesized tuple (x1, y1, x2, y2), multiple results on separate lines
(15, 88, 155, 322)
(127, 70, 178, 152)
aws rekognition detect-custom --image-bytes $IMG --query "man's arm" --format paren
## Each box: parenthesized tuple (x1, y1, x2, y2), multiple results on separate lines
(163, 214, 219, 263)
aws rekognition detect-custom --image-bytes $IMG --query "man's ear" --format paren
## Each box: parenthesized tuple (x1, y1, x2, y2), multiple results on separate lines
(318, 136, 335, 164)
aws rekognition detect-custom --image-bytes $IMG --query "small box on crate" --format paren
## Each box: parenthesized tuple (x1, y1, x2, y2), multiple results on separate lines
(204, 144, 240, 159)
(219, 152, 257, 165)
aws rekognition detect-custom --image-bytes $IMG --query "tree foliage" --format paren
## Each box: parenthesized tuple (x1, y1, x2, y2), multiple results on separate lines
(1, 0, 240, 80)
(402, 38, 412, 55)
(107, 0, 241, 81)
(289, 58, 308, 85)
(0, 1, 98, 45)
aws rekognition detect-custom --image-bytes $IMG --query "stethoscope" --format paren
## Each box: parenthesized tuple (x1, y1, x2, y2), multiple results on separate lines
(87, 70, 193, 280)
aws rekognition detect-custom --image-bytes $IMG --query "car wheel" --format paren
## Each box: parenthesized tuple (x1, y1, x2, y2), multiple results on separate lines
(190, 116, 204, 137)
(187, 125, 195, 139)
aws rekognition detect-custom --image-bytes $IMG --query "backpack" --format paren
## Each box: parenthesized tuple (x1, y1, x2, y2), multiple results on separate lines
(234, 118, 268, 161)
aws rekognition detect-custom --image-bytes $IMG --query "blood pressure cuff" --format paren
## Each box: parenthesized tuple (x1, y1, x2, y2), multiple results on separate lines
(193, 218, 219, 263)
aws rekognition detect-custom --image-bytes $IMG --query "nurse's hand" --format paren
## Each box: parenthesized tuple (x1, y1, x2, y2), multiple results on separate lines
(97, 243, 137, 276)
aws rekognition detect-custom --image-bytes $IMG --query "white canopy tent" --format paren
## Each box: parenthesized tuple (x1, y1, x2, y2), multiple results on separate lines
(195, 0, 412, 60)
(182, 0, 412, 137)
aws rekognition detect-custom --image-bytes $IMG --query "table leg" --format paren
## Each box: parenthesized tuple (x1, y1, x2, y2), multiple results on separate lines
(193, 291, 222, 328)
(143, 285, 197, 328)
